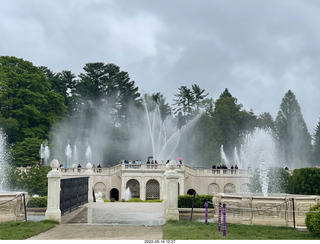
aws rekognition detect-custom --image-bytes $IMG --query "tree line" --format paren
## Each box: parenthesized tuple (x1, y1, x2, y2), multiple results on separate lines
(0, 55, 320, 168)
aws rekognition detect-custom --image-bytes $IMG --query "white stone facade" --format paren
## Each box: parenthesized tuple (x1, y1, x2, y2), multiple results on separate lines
(59, 163, 251, 201)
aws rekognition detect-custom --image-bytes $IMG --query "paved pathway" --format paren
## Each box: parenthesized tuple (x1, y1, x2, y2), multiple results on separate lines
(27, 202, 165, 240)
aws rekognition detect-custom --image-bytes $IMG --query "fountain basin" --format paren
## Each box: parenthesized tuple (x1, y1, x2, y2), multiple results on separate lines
(0, 192, 29, 222)
(213, 193, 320, 227)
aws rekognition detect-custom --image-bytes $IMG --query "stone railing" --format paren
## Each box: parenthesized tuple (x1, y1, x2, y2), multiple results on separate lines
(56, 163, 249, 178)
(213, 193, 320, 227)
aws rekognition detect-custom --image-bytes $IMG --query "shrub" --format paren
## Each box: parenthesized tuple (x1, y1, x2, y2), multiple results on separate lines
(290, 168, 320, 195)
(178, 195, 213, 208)
(305, 202, 320, 235)
(127, 198, 143, 202)
(27, 196, 47, 208)
(145, 199, 163, 202)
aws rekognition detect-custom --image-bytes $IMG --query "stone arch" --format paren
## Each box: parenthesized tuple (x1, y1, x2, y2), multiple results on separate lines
(224, 183, 236, 193)
(208, 183, 220, 195)
(146, 179, 160, 200)
(187, 189, 196, 195)
(126, 179, 140, 199)
(240, 183, 249, 193)
(93, 182, 107, 199)
(110, 188, 119, 201)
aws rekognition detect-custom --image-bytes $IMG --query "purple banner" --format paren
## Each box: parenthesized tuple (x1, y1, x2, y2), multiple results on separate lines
(223, 204, 226, 236)
(205, 201, 208, 224)
(218, 203, 221, 232)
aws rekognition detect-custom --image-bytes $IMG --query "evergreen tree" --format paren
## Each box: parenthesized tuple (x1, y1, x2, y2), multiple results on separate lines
(191, 84, 208, 111)
(213, 89, 243, 155)
(313, 118, 320, 165)
(151, 92, 172, 121)
(275, 90, 312, 168)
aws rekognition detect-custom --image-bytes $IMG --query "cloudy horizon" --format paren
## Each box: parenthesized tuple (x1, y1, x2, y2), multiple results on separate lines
(1, 0, 320, 133)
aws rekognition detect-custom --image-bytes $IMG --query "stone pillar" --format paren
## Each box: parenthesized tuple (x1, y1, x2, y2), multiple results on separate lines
(141, 176, 146, 201)
(164, 160, 179, 220)
(45, 159, 62, 223)
(241, 196, 253, 225)
(85, 163, 94, 203)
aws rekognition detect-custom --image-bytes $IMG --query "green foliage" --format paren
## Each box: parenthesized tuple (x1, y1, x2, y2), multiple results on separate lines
(313, 119, 320, 166)
(126, 198, 143, 202)
(275, 90, 312, 168)
(0, 220, 57, 240)
(213, 89, 257, 155)
(178, 195, 213, 208)
(4, 166, 51, 196)
(11, 138, 44, 166)
(27, 196, 47, 207)
(305, 202, 320, 235)
(0, 56, 66, 166)
(289, 168, 320, 195)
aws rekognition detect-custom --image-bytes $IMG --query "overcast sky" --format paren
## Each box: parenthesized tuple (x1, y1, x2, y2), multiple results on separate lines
(1, 0, 320, 132)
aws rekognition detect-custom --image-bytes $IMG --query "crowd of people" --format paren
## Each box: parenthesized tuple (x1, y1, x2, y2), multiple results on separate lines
(122, 159, 183, 165)
(212, 164, 238, 169)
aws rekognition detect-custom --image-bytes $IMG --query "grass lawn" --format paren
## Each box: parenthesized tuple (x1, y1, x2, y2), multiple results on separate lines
(163, 220, 320, 240)
(0, 220, 57, 240)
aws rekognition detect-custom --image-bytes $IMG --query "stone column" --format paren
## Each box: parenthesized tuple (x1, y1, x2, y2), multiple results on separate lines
(164, 160, 179, 220)
(45, 159, 62, 223)
(85, 163, 94, 203)
(141, 176, 146, 201)
(241, 196, 253, 225)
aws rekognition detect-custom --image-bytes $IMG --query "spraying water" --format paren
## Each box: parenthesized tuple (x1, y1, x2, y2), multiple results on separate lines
(85, 145, 92, 164)
(0, 130, 9, 191)
(73, 143, 79, 165)
(65, 142, 72, 167)
(220, 145, 229, 166)
(241, 128, 278, 197)
(124, 187, 132, 201)
(234, 147, 240, 168)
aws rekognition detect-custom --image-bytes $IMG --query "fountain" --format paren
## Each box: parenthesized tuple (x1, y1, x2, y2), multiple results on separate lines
(73, 143, 79, 165)
(143, 101, 180, 162)
(220, 145, 229, 167)
(40, 141, 50, 166)
(213, 128, 320, 227)
(240, 128, 278, 197)
(85, 144, 92, 164)
(65, 142, 72, 167)
(234, 147, 241, 168)
(124, 187, 132, 201)
(0, 129, 29, 222)
(143, 98, 200, 163)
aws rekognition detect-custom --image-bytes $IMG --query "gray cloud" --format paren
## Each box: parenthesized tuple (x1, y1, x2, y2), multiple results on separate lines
(1, 0, 320, 132)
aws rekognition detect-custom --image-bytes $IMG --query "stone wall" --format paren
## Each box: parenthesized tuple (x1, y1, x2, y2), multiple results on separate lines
(0, 192, 28, 222)
(213, 193, 320, 227)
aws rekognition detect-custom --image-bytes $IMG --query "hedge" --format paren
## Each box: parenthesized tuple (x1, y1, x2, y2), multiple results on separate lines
(305, 202, 320, 235)
(27, 196, 47, 208)
(178, 195, 214, 208)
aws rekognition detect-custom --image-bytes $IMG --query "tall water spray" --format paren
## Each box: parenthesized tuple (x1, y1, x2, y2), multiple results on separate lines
(86, 145, 92, 164)
(0, 130, 9, 191)
(234, 147, 240, 168)
(65, 143, 72, 167)
(142, 98, 200, 163)
(73, 144, 79, 165)
(241, 128, 278, 197)
(143, 100, 180, 162)
(40, 142, 50, 166)
(124, 187, 132, 201)
(220, 145, 229, 166)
